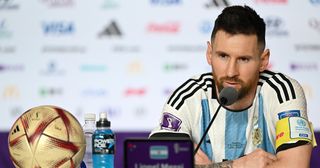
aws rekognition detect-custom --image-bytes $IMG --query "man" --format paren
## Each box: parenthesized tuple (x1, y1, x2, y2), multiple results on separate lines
(150, 5, 316, 168)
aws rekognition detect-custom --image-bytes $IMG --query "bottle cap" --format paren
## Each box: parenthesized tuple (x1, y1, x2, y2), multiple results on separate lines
(84, 113, 96, 121)
(96, 112, 110, 127)
(100, 112, 107, 119)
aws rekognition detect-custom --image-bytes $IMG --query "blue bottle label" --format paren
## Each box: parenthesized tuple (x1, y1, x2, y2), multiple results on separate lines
(93, 134, 115, 154)
(93, 154, 114, 168)
(93, 132, 115, 168)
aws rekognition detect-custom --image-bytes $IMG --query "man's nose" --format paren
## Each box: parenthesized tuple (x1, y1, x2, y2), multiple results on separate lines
(226, 60, 239, 78)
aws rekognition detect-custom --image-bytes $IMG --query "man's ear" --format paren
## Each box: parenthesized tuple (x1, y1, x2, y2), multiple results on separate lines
(206, 41, 213, 65)
(260, 49, 270, 72)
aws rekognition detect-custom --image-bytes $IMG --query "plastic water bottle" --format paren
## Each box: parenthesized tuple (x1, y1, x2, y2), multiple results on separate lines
(81, 113, 96, 168)
(92, 112, 115, 168)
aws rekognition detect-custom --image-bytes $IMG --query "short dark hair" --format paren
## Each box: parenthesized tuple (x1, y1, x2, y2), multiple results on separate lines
(211, 5, 266, 51)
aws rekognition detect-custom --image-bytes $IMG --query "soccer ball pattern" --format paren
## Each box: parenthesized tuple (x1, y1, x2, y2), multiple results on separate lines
(8, 105, 86, 168)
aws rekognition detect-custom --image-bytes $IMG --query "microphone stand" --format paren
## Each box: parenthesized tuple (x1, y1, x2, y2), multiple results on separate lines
(194, 103, 223, 156)
(191, 87, 237, 156)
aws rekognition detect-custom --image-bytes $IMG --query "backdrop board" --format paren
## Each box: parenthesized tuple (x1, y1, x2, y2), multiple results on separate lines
(1, 0, 320, 168)
(0, 0, 319, 132)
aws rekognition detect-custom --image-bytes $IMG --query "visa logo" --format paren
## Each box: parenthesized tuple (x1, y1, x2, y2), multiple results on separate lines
(150, 146, 168, 159)
(42, 22, 75, 35)
(150, 0, 181, 5)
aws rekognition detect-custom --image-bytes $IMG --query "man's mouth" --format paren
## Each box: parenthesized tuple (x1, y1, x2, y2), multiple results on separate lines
(224, 81, 240, 88)
(225, 81, 238, 85)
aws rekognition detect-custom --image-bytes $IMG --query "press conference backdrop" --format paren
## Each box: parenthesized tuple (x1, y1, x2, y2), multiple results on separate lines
(1, 0, 320, 132)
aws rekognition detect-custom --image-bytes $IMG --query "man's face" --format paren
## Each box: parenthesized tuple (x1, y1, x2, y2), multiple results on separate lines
(206, 30, 269, 100)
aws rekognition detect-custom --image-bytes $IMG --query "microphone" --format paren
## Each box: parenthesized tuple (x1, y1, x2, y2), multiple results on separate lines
(194, 87, 238, 156)
(219, 86, 238, 106)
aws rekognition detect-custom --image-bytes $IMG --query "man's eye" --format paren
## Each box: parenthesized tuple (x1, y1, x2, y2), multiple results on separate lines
(239, 57, 250, 63)
(218, 54, 228, 59)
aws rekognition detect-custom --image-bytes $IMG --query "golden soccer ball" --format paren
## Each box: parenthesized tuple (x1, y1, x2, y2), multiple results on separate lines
(8, 105, 86, 168)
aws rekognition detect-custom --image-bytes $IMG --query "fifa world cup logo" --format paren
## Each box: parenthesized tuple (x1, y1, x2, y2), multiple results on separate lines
(160, 113, 182, 131)
(166, 117, 173, 128)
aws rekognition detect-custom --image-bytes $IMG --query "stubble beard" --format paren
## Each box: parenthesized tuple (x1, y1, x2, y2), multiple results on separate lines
(212, 72, 253, 101)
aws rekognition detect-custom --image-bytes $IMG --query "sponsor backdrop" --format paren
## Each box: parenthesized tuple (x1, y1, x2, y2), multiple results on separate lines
(0, 0, 320, 167)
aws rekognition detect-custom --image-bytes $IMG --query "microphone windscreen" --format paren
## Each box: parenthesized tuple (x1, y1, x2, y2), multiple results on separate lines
(219, 87, 238, 106)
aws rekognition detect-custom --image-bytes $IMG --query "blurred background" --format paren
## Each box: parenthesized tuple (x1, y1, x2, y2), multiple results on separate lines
(0, 0, 319, 167)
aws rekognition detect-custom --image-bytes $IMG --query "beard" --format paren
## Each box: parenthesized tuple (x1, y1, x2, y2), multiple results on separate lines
(212, 73, 255, 101)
